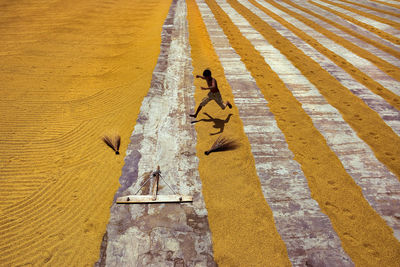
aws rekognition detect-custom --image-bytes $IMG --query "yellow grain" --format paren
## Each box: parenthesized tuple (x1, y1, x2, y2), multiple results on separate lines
(0, 0, 172, 265)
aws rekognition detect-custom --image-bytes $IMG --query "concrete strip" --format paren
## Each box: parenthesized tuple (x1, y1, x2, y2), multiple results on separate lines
(219, 0, 400, 240)
(312, 0, 400, 37)
(291, 0, 400, 51)
(351, 0, 400, 14)
(253, 0, 400, 97)
(328, 0, 400, 22)
(276, 0, 400, 69)
(96, 0, 216, 266)
(196, 0, 353, 265)
(372, 0, 400, 6)
(248, 0, 400, 135)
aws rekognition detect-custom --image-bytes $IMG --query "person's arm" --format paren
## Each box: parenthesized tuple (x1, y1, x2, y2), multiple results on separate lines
(195, 75, 209, 90)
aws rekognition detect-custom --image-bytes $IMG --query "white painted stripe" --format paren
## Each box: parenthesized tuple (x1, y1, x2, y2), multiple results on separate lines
(196, 0, 353, 265)
(218, 0, 400, 240)
(291, 0, 400, 51)
(246, 0, 400, 135)
(253, 0, 400, 97)
(276, 0, 400, 69)
(312, 0, 400, 37)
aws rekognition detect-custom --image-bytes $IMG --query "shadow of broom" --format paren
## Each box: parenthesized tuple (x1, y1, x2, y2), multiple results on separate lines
(205, 136, 239, 155)
(103, 135, 121, 155)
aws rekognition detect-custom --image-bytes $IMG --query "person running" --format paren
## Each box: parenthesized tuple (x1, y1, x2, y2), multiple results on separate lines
(190, 69, 232, 118)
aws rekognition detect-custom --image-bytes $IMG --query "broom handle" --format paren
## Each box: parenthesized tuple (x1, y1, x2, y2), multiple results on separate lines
(152, 166, 160, 200)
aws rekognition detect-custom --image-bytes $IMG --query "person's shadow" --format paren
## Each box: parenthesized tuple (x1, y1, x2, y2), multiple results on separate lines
(191, 113, 233, 135)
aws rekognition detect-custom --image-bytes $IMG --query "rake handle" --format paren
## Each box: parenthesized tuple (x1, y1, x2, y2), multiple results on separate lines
(152, 166, 160, 200)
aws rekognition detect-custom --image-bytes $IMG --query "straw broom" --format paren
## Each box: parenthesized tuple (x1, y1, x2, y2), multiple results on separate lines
(103, 135, 121, 155)
(205, 136, 238, 155)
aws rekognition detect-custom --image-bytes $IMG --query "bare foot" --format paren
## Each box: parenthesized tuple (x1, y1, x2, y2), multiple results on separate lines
(189, 114, 197, 118)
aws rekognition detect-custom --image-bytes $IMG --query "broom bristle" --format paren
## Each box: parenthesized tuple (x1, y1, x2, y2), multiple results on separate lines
(103, 135, 121, 155)
(115, 136, 121, 152)
(103, 136, 114, 150)
(205, 136, 238, 155)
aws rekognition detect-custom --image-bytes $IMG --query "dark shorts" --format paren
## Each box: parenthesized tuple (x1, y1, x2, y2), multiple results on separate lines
(200, 91, 225, 109)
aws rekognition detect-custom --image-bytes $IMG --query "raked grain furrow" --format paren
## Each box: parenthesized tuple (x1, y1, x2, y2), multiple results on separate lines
(0, 0, 173, 265)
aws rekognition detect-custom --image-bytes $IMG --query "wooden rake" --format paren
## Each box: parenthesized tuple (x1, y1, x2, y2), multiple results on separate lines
(116, 166, 193, 204)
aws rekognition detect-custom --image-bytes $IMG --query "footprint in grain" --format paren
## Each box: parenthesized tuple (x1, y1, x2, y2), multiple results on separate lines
(325, 201, 340, 213)
(384, 152, 396, 161)
(363, 243, 380, 258)
(343, 232, 358, 243)
(42, 250, 53, 264)
(342, 208, 356, 220)
(369, 132, 379, 139)
(327, 180, 338, 191)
